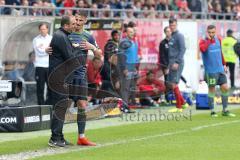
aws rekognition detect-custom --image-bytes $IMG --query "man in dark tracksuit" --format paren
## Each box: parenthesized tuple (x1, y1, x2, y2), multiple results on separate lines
(159, 26, 171, 103)
(159, 26, 171, 78)
(48, 15, 76, 147)
(167, 18, 188, 113)
(101, 54, 121, 96)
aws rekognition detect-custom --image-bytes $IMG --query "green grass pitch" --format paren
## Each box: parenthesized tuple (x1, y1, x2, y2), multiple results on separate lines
(0, 107, 239, 160)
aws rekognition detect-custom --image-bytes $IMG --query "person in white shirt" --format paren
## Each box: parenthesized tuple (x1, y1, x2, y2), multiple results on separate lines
(33, 23, 52, 105)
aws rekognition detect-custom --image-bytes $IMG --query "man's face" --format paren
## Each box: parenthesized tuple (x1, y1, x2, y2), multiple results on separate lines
(126, 27, 135, 39)
(39, 25, 48, 37)
(112, 33, 120, 42)
(146, 74, 154, 82)
(0, 0, 5, 5)
(93, 59, 102, 69)
(169, 21, 177, 32)
(30, 54, 35, 62)
(75, 15, 87, 30)
(207, 28, 216, 39)
(66, 16, 76, 33)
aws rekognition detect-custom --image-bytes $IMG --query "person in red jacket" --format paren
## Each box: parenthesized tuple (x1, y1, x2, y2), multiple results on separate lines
(87, 56, 103, 104)
(138, 70, 166, 106)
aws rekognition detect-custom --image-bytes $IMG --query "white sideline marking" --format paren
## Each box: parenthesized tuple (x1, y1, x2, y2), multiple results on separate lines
(0, 120, 239, 160)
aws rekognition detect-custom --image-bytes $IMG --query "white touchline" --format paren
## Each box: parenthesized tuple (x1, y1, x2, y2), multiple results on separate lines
(0, 120, 239, 160)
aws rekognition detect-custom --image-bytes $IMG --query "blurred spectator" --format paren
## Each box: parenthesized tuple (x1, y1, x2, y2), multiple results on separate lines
(87, 56, 103, 87)
(109, 0, 122, 9)
(133, 0, 141, 18)
(125, 5, 134, 18)
(23, 51, 35, 81)
(235, 3, 240, 20)
(87, 56, 103, 104)
(90, 3, 98, 17)
(207, 0, 214, 13)
(5, 0, 20, 5)
(19, 0, 29, 15)
(30, 0, 43, 16)
(73, 0, 86, 15)
(145, 0, 154, 7)
(224, 4, 233, 19)
(187, 0, 201, 19)
(63, 0, 74, 15)
(0, 0, 239, 20)
(178, 0, 191, 18)
(42, 1, 54, 16)
(101, 4, 112, 17)
(100, 54, 121, 96)
(104, 30, 120, 62)
(156, 0, 171, 11)
(0, 0, 10, 15)
(142, 5, 150, 18)
(110, 0, 123, 17)
(187, 0, 201, 12)
(64, 0, 74, 8)
(213, 1, 223, 19)
(51, 0, 63, 16)
(148, 5, 156, 18)
(138, 70, 165, 106)
(171, 0, 179, 11)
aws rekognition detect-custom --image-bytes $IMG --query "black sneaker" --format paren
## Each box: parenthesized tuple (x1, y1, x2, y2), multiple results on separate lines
(48, 138, 66, 147)
(210, 112, 218, 118)
(62, 138, 73, 146)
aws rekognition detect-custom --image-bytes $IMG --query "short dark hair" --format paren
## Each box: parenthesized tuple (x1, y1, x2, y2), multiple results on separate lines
(169, 17, 177, 24)
(29, 51, 35, 58)
(61, 15, 71, 27)
(127, 21, 136, 28)
(146, 70, 153, 76)
(227, 29, 233, 36)
(38, 23, 48, 30)
(207, 25, 216, 30)
(111, 30, 119, 37)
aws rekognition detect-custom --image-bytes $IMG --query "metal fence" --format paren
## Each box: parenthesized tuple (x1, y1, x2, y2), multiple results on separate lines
(0, 5, 237, 20)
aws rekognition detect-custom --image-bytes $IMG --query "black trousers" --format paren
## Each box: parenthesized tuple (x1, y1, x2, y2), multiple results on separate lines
(35, 67, 48, 105)
(226, 62, 235, 88)
(49, 90, 69, 140)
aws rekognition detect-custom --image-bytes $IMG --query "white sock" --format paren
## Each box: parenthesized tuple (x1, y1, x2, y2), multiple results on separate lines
(79, 134, 85, 138)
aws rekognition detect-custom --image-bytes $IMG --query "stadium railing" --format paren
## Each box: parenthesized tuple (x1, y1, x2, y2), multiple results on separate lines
(0, 5, 237, 20)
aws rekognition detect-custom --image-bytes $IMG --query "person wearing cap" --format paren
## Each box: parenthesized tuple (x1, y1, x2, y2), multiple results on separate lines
(222, 29, 237, 89)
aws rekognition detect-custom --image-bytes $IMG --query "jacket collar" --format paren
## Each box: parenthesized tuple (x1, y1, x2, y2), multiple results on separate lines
(60, 27, 70, 35)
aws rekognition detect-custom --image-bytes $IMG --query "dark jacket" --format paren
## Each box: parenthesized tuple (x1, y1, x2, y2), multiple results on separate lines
(168, 30, 186, 65)
(100, 62, 120, 91)
(49, 28, 74, 73)
(104, 39, 119, 61)
(22, 62, 35, 81)
(159, 38, 170, 68)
